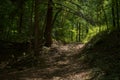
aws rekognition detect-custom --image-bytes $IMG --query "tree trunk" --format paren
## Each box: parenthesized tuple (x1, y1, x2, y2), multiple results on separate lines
(116, 0, 119, 29)
(19, 12, 23, 33)
(30, 0, 34, 36)
(112, 0, 116, 28)
(102, 5, 109, 30)
(44, 0, 53, 47)
(78, 23, 81, 42)
(18, 0, 24, 34)
(34, 0, 40, 55)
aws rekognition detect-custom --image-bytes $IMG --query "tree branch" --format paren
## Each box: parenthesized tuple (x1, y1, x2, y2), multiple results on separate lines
(54, 2, 96, 25)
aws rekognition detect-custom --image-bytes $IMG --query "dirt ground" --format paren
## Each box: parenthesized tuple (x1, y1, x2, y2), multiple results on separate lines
(0, 43, 103, 80)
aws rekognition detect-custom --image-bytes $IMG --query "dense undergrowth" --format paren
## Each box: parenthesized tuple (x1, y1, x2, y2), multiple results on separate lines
(80, 29, 120, 79)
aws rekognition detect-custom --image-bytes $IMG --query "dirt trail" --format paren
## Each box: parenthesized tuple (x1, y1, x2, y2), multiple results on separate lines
(0, 43, 97, 80)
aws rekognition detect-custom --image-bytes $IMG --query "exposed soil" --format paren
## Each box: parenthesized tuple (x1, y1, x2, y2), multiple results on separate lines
(1, 30, 120, 80)
(0, 43, 97, 80)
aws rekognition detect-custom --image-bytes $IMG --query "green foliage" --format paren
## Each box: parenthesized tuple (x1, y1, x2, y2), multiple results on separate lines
(0, 0, 119, 43)
(82, 25, 107, 43)
(0, 0, 120, 79)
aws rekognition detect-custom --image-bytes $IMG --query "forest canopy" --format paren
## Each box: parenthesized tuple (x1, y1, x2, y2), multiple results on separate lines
(0, 0, 120, 79)
(0, 0, 120, 54)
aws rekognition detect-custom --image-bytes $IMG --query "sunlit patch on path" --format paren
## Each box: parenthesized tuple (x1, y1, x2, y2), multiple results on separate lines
(0, 43, 102, 80)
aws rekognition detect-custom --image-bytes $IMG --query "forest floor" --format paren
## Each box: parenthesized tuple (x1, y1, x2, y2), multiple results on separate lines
(0, 30, 120, 80)
(0, 43, 100, 80)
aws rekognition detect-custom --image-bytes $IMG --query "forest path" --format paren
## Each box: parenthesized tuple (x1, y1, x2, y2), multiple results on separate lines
(0, 43, 97, 80)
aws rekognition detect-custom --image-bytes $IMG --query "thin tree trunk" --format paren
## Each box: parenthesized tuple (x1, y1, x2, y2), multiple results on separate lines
(18, 0, 24, 34)
(116, 0, 119, 29)
(30, 0, 34, 36)
(76, 24, 78, 42)
(34, 0, 40, 55)
(44, 0, 53, 47)
(112, 0, 116, 28)
(102, 5, 109, 30)
(19, 12, 23, 33)
(78, 23, 81, 42)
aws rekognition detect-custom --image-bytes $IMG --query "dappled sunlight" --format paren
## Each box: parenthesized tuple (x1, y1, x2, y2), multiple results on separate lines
(59, 45, 69, 51)
(0, 41, 107, 80)
(0, 43, 90, 80)
(59, 43, 84, 52)
(0, 0, 120, 79)
(21, 78, 43, 80)
(8, 69, 101, 80)
(1, 37, 116, 80)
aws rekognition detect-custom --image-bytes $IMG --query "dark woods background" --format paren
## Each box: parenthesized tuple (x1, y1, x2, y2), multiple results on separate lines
(0, 0, 120, 61)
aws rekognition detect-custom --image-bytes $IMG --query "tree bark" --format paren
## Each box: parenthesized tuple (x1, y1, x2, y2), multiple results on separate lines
(102, 5, 109, 30)
(78, 23, 81, 42)
(44, 0, 53, 47)
(112, 0, 116, 28)
(34, 0, 40, 55)
(18, 0, 24, 33)
(116, 0, 119, 29)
